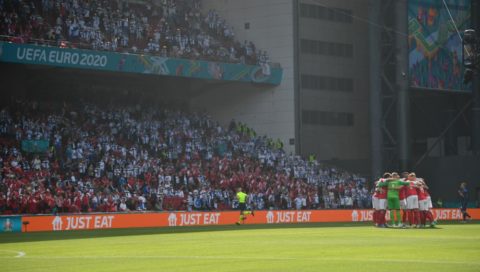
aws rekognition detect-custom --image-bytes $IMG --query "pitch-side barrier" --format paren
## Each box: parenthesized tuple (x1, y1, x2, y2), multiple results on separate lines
(1, 208, 479, 232)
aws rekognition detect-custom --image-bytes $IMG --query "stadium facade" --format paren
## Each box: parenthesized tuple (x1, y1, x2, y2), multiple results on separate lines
(197, 0, 371, 174)
(190, 0, 297, 155)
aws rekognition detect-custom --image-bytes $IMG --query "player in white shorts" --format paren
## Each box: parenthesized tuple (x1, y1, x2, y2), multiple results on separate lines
(399, 172, 408, 210)
(399, 173, 408, 226)
(417, 179, 429, 211)
(372, 180, 380, 226)
(378, 196, 387, 211)
(406, 189, 419, 209)
(405, 173, 420, 227)
(372, 191, 379, 210)
(418, 179, 437, 227)
(372, 173, 391, 227)
(418, 198, 429, 211)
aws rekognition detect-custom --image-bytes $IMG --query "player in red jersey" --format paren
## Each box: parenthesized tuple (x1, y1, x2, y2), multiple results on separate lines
(405, 173, 420, 227)
(417, 181, 428, 227)
(372, 174, 390, 226)
(374, 173, 390, 227)
(372, 178, 385, 227)
(372, 182, 380, 226)
(399, 172, 409, 227)
(417, 179, 437, 227)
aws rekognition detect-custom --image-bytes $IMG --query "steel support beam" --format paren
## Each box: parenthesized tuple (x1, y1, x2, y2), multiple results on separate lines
(369, 0, 383, 179)
(472, 0, 480, 154)
(395, 0, 411, 172)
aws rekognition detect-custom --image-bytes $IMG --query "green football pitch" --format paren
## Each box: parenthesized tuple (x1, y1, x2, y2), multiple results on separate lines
(1, 222, 479, 272)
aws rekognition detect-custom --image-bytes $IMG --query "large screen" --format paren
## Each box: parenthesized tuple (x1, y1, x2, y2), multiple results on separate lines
(408, 0, 472, 91)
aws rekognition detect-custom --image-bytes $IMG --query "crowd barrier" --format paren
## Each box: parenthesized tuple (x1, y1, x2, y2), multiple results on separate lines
(1, 208, 479, 233)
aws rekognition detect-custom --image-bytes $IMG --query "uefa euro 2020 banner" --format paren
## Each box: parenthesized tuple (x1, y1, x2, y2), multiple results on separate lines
(408, 0, 471, 91)
(0, 42, 282, 85)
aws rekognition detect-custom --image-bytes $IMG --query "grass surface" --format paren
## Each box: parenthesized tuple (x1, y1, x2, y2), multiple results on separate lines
(1, 222, 479, 272)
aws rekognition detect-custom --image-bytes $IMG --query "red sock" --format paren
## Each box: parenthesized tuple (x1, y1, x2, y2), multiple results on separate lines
(421, 211, 426, 225)
(415, 210, 421, 225)
(379, 210, 385, 225)
(408, 210, 414, 225)
(402, 210, 407, 223)
(382, 210, 387, 225)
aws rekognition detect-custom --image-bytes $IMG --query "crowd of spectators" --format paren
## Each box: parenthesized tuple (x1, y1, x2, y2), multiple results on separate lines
(0, 99, 369, 215)
(0, 0, 269, 65)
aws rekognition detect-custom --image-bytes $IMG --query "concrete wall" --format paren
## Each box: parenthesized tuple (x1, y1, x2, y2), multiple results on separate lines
(190, 0, 371, 168)
(298, 0, 371, 165)
(190, 0, 296, 153)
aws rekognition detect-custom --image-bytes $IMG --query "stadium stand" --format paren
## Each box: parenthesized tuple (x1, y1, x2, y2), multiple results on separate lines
(0, 0, 268, 65)
(0, 99, 369, 215)
(0, 0, 367, 215)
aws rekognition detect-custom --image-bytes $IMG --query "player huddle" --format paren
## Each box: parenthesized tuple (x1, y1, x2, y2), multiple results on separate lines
(372, 172, 437, 228)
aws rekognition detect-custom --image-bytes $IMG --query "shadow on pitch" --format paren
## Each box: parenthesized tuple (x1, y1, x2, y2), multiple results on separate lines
(1, 221, 476, 244)
(0, 222, 371, 244)
(382, 226, 444, 230)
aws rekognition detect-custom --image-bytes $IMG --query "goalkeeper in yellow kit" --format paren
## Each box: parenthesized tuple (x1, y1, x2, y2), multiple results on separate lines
(236, 187, 254, 225)
(377, 172, 410, 227)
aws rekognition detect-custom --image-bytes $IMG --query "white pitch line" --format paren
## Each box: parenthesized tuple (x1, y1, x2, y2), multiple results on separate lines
(16, 251, 26, 258)
(0, 250, 26, 258)
(0, 254, 478, 266)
